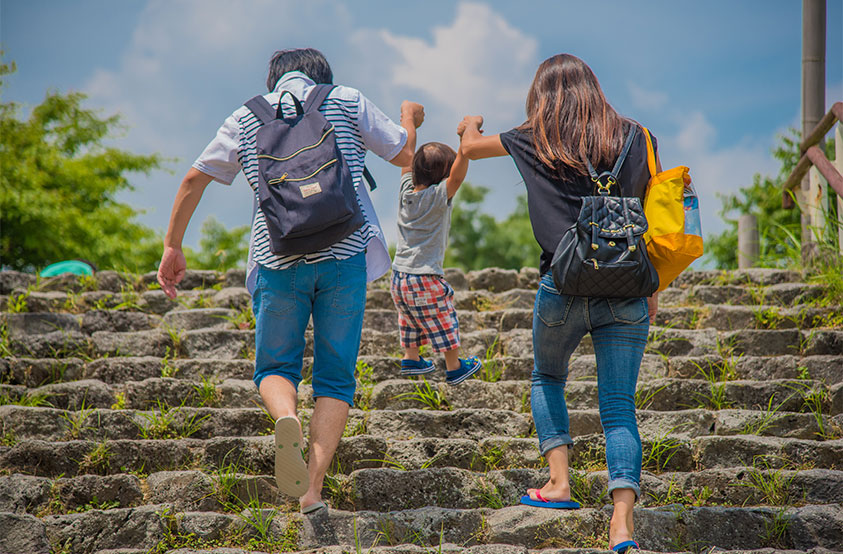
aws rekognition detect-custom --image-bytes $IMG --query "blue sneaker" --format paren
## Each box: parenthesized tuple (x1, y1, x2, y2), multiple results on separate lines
(401, 356, 435, 376)
(445, 356, 482, 385)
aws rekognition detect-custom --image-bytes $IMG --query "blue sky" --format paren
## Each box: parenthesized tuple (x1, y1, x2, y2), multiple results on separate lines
(2, 0, 842, 257)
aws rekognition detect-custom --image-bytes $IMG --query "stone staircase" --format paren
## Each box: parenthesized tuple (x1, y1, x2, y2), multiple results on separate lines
(0, 267, 841, 554)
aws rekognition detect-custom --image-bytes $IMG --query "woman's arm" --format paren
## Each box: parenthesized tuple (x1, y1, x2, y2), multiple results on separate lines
(457, 115, 508, 160)
(157, 168, 213, 299)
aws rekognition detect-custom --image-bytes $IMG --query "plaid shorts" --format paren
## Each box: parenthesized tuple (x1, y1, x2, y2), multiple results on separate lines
(390, 271, 460, 352)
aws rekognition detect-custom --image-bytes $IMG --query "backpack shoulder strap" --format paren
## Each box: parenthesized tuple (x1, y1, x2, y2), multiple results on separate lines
(641, 126, 658, 177)
(609, 124, 638, 178)
(303, 84, 335, 113)
(244, 95, 275, 125)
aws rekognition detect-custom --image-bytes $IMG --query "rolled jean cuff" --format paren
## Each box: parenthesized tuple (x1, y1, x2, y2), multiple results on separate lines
(607, 478, 640, 501)
(539, 434, 574, 457)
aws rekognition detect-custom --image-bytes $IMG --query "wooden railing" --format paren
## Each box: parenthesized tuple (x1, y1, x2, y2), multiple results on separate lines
(780, 100, 843, 260)
(783, 101, 843, 208)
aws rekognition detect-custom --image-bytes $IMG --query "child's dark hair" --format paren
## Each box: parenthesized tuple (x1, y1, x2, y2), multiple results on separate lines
(412, 142, 457, 188)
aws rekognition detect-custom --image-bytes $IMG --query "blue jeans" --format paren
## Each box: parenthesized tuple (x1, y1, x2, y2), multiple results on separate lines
(531, 272, 649, 498)
(251, 251, 367, 406)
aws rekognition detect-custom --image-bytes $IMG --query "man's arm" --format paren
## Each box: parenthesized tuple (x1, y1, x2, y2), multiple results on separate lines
(458, 115, 508, 160)
(157, 168, 213, 299)
(390, 101, 424, 168)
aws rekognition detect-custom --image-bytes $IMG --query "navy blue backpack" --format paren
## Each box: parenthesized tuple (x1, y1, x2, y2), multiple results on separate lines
(245, 84, 375, 255)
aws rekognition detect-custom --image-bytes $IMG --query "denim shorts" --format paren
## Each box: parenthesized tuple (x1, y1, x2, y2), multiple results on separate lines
(251, 251, 367, 406)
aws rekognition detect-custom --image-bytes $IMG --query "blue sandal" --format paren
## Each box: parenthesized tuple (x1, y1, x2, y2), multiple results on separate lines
(401, 356, 435, 376)
(445, 356, 482, 385)
(612, 540, 639, 553)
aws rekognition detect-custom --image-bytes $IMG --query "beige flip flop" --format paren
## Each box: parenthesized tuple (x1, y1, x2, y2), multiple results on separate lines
(274, 416, 309, 497)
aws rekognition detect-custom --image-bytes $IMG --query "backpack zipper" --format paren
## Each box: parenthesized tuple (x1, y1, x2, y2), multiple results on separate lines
(257, 127, 335, 162)
(267, 159, 337, 184)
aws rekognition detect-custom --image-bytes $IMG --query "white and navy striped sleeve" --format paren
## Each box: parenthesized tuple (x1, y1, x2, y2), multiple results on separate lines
(355, 90, 407, 162)
(193, 113, 242, 185)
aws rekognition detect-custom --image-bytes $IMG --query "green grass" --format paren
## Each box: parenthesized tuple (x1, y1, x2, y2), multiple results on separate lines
(642, 429, 683, 473)
(635, 383, 666, 410)
(193, 374, 221, 407)
(61, 399, 97, 439)
(78, 440, 111, 475)
(740, 393, 789, 436)
(5, 291, 29, 313)
(394, 378, 449, 411)
(471, 477, 504, 509)
(475, 334, 504, 382)
(0, 391, 52, 407)
(136, 399, 210, 440)
(785, 380, 838, 440)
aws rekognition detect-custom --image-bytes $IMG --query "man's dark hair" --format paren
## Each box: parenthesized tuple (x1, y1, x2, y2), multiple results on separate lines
(412, 142, 457, 188)
(266, 48, 333, 91)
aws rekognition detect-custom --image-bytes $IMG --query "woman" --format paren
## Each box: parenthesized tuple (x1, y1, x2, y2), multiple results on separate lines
(457, 53, 661, 553)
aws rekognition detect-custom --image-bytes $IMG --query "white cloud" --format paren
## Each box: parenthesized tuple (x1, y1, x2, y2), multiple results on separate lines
(353, 2, 537, 123)
(627, 82, 669, 113)
(657, 109, 779, 246)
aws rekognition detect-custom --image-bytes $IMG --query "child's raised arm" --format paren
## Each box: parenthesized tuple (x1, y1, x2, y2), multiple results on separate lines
(445, 146, 469, 199)
(399, 100, 424, 175)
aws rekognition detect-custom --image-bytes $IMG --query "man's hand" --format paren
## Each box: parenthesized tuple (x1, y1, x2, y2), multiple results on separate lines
(647, 292, 659, 324)
(401, 101, 425, 128)
(457, 115, 484, 137)
(157, 246, 187, 299)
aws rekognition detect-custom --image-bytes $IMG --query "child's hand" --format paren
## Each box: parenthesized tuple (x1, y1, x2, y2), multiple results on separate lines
(457, 115, 484, 137)
(401, 101, 425, 128)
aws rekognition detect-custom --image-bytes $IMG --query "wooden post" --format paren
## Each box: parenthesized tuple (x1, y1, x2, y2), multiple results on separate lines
(801, 0, 826, 265)
(738, 214, 759, 269)
(807, 166, 829, 246)
(837, 122, 843, 255)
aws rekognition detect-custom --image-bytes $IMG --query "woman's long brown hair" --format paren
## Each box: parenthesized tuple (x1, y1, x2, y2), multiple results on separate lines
(519, 54, 628, 181)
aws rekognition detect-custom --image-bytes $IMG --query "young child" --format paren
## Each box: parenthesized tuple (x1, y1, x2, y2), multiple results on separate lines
(390, 129, 483, 384)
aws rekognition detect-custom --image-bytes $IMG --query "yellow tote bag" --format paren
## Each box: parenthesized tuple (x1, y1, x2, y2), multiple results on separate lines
(642, 128, 704, 291)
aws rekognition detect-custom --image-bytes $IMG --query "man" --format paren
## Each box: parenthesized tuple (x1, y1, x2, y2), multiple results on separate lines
(157, 48, 423, 513)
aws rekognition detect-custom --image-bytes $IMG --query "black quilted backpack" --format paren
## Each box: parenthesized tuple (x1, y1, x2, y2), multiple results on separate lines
(550, 125, 660, 298)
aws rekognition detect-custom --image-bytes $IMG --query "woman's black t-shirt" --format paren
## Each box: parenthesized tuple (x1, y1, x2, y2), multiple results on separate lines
(499, 122, 656, 275)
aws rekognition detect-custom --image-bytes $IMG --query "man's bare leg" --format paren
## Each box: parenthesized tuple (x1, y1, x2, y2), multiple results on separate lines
(299, 396, 349, 509)
(259, 375, 298, 421)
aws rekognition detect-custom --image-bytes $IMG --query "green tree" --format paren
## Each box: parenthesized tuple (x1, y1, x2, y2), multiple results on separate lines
(0, 60, 164, 271)
(706, 130, 837, 269)
(184, 216, 249, 272)
(444, 183, 541, 271)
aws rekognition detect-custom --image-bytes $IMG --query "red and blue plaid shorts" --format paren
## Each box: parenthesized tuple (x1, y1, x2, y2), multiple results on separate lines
(390, 271, 460, 352)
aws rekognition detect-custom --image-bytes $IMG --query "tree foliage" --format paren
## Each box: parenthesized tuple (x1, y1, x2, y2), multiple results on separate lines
(184, 216, 249, 272)
(0, 60, 164, 271)
(445, 183, 541, 271)
(706, 130, 837, 269)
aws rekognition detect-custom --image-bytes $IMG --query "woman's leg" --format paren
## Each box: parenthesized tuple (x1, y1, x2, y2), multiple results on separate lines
(529, 274, 586, 500)
(590, 297, 649, 547)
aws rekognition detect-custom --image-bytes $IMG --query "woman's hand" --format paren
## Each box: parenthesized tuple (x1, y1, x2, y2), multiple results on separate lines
(457, 115, 484, 137)
(157, 246, 187, 299)
(647, 292, 659, 324)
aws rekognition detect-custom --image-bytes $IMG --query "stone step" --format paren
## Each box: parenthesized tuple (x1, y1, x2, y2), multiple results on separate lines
(2, 501, 840, 553)
(4, 466, 841, 519)
(10, 324, 841, 361)
(2, 402, 839, 444)
(6, 375, 838, 416)
(3, 429, 841, 481)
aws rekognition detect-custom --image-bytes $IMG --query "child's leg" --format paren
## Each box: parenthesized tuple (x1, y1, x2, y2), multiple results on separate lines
(443, 348, 460, 371)
(404, 346, 421, 361)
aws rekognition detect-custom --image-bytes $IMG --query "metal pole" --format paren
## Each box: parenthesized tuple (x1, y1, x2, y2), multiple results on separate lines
(801, 0, 826, 265)
(738, 214, 760, 269)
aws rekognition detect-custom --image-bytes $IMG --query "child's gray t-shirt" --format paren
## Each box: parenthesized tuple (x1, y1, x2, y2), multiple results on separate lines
(392, 172, 452, 276)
